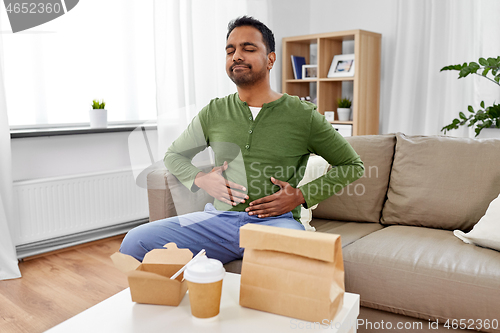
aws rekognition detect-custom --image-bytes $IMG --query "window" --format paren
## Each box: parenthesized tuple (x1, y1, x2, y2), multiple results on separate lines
(1, 0, 156, 127)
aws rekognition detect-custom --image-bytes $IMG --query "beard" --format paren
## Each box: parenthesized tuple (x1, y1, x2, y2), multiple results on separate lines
(228, 63, 267, 87)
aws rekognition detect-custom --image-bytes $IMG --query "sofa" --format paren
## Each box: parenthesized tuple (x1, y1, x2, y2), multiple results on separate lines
(147, 132, 500, 332)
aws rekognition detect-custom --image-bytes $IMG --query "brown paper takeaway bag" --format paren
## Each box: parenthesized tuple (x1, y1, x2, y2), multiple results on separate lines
(239, 224, 344, 323)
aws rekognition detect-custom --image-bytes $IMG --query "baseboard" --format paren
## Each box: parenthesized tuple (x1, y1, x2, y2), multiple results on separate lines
(16, 218, 148, 260)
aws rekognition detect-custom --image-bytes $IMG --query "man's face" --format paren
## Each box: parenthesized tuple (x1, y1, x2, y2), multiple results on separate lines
(225, 26, 274, 87)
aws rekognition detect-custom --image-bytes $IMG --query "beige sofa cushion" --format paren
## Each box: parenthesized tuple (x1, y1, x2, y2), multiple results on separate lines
(381, 133, 500, 231)
(343, 225, 500, 331)
(310, 219, 383, 247)
(313, 134, 396, 222)
(454, 193, 500, 252)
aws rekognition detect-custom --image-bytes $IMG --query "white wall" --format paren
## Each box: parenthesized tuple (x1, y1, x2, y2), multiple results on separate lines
(309, 0, 398, 134)
(270, 0, 398, 133)
(268, 0, 311, 91)
(11, 130, 157, 182)
(308, 0, 397, 38)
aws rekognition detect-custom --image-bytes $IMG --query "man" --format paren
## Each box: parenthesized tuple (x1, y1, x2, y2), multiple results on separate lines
(120, 16, 364, 263)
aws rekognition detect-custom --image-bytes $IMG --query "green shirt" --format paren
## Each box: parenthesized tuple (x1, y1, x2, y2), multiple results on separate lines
(164, 93, 364, 221)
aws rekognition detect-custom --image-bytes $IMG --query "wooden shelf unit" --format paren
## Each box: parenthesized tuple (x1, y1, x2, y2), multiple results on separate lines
(282, 30, 381, 136)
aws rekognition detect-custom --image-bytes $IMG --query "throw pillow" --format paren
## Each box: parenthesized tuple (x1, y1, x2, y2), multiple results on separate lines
(454, 193, 500, 252)
(298, 154, 330, 231)
(381, 133, 500, 231)
(313, 134, 396, 223)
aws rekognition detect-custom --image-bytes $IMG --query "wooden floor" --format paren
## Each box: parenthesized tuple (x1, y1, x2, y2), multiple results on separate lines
(0, 235, 129, 333)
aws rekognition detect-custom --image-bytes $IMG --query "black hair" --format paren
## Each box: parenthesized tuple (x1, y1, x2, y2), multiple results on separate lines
(226, 16, 275, 54)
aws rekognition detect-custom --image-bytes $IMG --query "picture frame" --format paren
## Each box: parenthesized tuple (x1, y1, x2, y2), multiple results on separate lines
(302, 64, 317, 80)
(327, 54, 355, 78)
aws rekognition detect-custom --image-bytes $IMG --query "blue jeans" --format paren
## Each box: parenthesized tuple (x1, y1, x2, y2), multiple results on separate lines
(120, 203, 305, 263)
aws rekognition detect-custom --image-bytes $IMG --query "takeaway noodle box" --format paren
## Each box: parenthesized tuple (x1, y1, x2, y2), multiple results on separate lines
(110, 243, 193, 306)
(239, 224, 345, 323)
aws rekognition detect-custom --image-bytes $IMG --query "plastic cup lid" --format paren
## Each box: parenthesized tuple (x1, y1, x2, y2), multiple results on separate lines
(184, 255, 225, 283)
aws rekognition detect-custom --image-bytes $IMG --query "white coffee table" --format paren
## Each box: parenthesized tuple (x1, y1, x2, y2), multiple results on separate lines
(45, 273, 360, 333)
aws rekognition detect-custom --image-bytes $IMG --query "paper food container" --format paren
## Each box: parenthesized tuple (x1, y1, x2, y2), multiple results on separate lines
(111, 242, 193, 306)
(239, 224, 344, 323)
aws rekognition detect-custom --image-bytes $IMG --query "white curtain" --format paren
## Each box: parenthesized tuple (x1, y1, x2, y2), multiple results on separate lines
(154, 0, 270, 161)
(383, 0, 500, 137)
(0, 34, 21, 280)
(2, 0, 156, 127)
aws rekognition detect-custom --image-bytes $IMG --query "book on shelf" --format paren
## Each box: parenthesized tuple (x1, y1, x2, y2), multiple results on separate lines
(291, 55, 306, 79)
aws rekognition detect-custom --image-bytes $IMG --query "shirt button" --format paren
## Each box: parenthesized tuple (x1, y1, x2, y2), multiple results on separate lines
(245, 145, 250, 149)
(249, 116, 253, 120)
(248, 130, 253, 134)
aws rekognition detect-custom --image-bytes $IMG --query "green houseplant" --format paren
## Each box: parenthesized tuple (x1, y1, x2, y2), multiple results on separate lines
(440, 56, 500, 137)
(337, 97, 352, 108)
(89, 99, 107, 128)
(92, 99, 106, 109)
(337, 97, 352, 121)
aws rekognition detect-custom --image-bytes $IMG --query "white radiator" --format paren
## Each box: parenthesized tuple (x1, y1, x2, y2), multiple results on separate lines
(12, 169, 149, 247)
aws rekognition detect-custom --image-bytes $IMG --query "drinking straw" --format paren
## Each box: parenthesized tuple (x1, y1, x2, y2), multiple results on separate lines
(170, 249, 206, 280)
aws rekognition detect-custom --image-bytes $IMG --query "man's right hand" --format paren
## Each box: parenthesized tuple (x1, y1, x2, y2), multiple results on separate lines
(194, 161, 249, 206)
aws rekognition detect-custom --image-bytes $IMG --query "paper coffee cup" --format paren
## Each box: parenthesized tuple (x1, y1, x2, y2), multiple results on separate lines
(184, 255, 225, 319)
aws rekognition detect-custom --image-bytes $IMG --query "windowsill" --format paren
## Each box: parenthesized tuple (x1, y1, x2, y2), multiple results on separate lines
(10, 123, 157, 138)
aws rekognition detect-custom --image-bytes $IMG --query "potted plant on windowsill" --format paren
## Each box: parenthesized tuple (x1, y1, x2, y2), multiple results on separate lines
(89, 99, 107, 128)
(440, 56, 500, 138)
(337, 97, 352, 122)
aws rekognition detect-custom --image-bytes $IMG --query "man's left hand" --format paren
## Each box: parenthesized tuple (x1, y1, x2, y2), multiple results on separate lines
(245, 177, 305, 218)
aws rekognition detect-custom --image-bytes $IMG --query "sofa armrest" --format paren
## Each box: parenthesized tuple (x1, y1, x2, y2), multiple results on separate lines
(146, 167, 214, 222)
(147, 169, 177, 222)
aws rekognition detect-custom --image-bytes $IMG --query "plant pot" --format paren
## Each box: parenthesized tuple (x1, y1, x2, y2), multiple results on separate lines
(337, 108, 351, 122)
(89, 109, 108, 128)
(477, 127, 500, 139)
